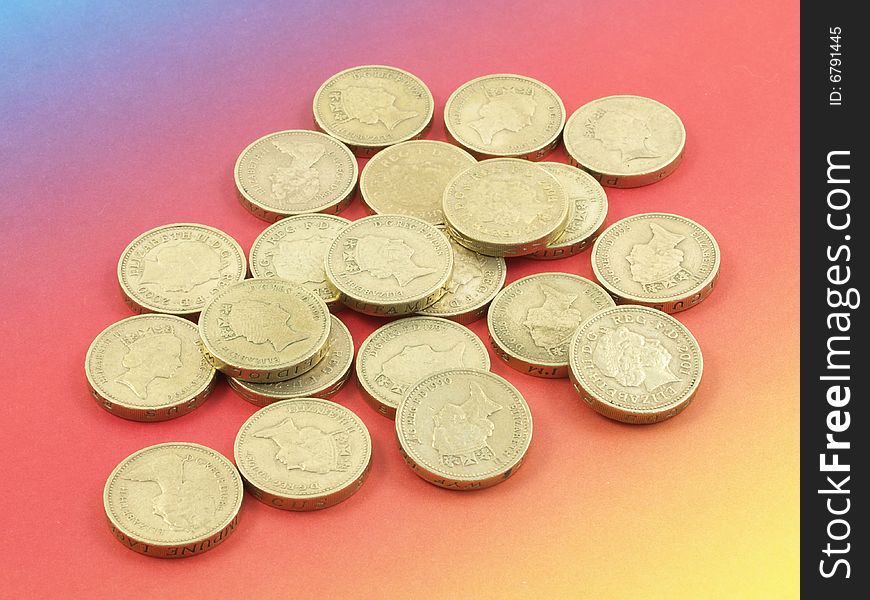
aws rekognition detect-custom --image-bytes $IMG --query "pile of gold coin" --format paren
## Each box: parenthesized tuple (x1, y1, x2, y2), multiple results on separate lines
(88, 64, 720, 557)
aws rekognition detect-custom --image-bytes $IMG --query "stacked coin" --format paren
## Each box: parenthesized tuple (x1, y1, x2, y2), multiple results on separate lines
(359, 139, 476, 224)
(529, 162, 608, 259)
(86, 314, 216, 421)
(313, 65, 434, 157)
(563, 95, 685, 188)
(417, 230, 507, 324)
(117, 223, 247, 317)
(228, 315, 354, 406)
(234, 130, 358, 222)
(488, 273, 615, 378)
(568, 305, 703, 423)
(591, 213, 720, 313)
(234, 398, 372, 510)
(198, 278, 331, 382)
(249, 213, 351, 310)
(444, 74, 565, 160)
(442, 158, 570, 257)
(324, 214, 454, 316)
(395, 369, 533, 490)
(356, 316, 490, 418)
(103, 442, 243, 558)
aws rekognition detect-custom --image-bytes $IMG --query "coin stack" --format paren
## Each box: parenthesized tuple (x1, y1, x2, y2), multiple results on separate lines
(88, 63, 721, 557)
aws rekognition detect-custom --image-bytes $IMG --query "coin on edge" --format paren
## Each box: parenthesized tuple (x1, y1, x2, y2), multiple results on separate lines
(592, 212, 720, 314)
(234, 398, 372, 510)
(228, 315, 354, 406)
(249, 213, 351, 308)
(359, 139, 476, 224)
(118, 223, 247, 317)
(444, 74, 565, 160)
(443, 158, 569, 257)
(487, 273, 615, 378)
(313, 65, 434, 157)
(417, 232, 507, 324)
(198, 278, 331, 382)
(529, 162, 608, 259)
(324, 214, 454, 316)
(563, 95, 686, 188)
(568, 305, 703, 423)
(86, 314, 216, 421)
(234, 130, 358, 222)
(396, 369, 532, 490)
(104, 442, 243, 558)
(357, 316, 490, 418)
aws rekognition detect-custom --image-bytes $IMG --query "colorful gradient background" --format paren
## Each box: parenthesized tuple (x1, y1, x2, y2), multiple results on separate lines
(0, 1, 799, 598)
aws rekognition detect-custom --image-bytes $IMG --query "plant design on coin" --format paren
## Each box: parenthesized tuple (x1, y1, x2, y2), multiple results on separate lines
(488, 273, 615, 378)
(522, 285, 585, 356)
(626, 223, 695, 292)
(378, 342, 467, 395)
(123, 452, 218, 531)
(254, 417, 349, 475)
(433, 383, 502, 467)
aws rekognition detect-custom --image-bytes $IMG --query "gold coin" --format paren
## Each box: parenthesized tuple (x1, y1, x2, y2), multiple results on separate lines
(234, 398, 372, 510)
(324, 214, 454, 316)
(104, 442, 243, 558)
(356, 316, 490, 418)
(395, 369, 532, 490)
(234, 130, 357, 222)
(359, 140, 476, 224)
(442, 158, 570, 257)
(591, 212, 720, 313)
(444, 74, 565, 160)
(568, 305, 703, 423)
(85, 314, 216, 421)
(313, 65, 434, 157)
(563, 95, 686, 188)
(118, 223, 246, 317)
(487, 273, 615, 378)
(198, 278, 331, 382)
(417, 232, 507, 324)
(529, 162, 608, 259)
(249, 213, 350, 308)
(228, 315, 354, 406)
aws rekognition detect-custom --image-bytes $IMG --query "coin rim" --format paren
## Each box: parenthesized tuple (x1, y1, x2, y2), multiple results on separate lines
(359, 139, 476, 224)
(117, 223, 247, 316)
(312, 65, 435, 150)
(487, 272, 616, 370)
(324, 214, 455, 310)
(563, 95, 686, 179)
(591, 212, 721, 304)
(233, 129, 358, 217)
(443, 73, 566, 158)
(395, 368, 533, 482)
(103, 442, 244, 547)
(356, 316, 491, 415)
(535, 162, 609, 251)
(228, 315, 354, 403)
(197, 278, 332, 375)
(249, 213, 351, 305)
(442, 158, 571, 253)
(568, 305, 704, 418)
(233, 397, 373, 501)
(417, 244, 507, 321)
(85, 314, 216, 415)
